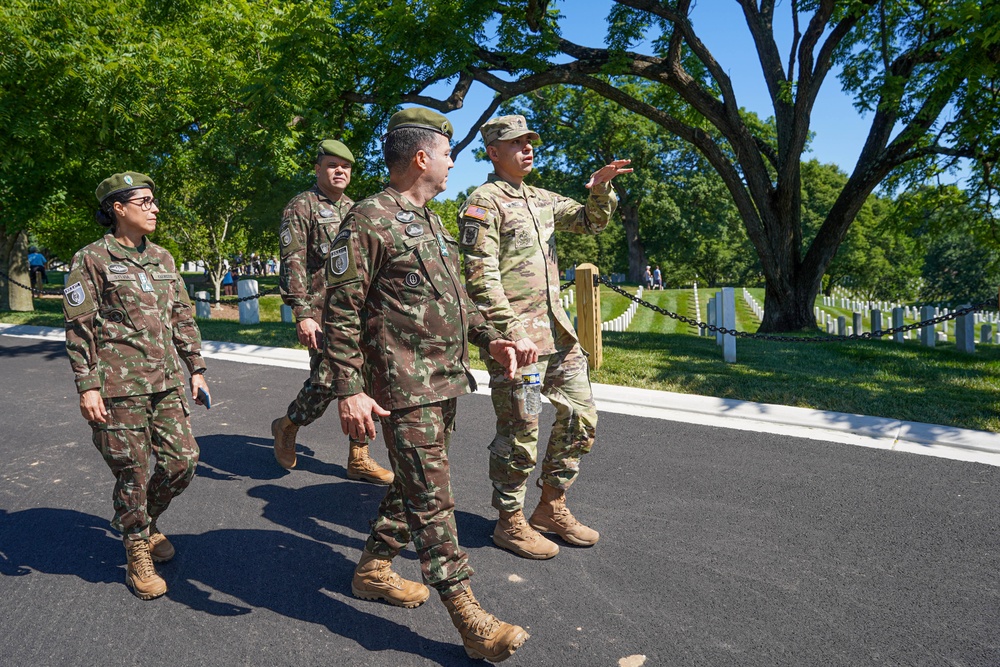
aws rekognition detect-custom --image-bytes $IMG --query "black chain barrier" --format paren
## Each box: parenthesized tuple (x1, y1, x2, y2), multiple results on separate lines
(0, 268, 279, 304)
(559, 275, 993, 343)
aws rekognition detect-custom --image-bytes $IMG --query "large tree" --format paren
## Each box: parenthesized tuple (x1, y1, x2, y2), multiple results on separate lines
(336, 0, 1000, 331)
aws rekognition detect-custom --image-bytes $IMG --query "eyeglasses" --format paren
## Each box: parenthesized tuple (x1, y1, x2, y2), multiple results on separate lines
(124, 196, 159, 211)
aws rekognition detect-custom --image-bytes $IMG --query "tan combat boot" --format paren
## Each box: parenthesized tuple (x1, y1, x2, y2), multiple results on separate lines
(442, 587, 529, 662)
(347, 441, 394, 485)
(351, 552, 430, 608)
(492, 509, 559, 559)
(124, 539, 167, 600)
(528, 483, 600, 546)
(271, 415, 299, 469)
(148, 525, 175, 563)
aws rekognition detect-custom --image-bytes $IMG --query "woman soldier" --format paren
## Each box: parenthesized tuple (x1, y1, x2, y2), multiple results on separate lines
(63, 172, 210, 600)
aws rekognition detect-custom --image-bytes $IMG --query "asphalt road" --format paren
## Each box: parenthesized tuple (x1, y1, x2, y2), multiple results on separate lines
(1, 334, 998, 667)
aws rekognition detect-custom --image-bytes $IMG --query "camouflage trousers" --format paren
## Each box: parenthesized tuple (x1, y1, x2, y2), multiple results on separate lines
(90, 387, 199, 541)
(365, 398, 472, 598)
(286, 346, 337, 427)
(484, 343, 598, 512)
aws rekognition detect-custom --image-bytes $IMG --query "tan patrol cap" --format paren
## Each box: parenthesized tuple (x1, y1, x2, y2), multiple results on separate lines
(385, 108, 454, 139)
(316, 139, 355, 164)
(95, 172, 155, 204)
(480, 115, 540, 146)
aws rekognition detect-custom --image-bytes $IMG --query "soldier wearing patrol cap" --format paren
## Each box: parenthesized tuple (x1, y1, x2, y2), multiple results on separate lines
(459, 115, 632, 560)
(323, 107, 530, 662)
(270, 139, 393, 484)
(63, 172, 210, 600)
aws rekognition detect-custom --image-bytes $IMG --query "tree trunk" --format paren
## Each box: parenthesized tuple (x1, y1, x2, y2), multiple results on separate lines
(619, 201, 647, 284)
(759, 269, 823, 332)
(0, 229, 34, 312)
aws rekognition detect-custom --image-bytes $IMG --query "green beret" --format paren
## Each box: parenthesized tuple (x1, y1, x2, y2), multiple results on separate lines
(480, 115, 540, 146)
(95, 172, 155, 204)
(386, 108, 453, 139)
(316, 139, 355, 164)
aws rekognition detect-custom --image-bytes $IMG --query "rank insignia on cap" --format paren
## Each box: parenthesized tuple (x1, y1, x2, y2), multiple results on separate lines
(396, 211, 415, 223)
(405, 223, 423, 237)
(123, 175, 133, 186)
(464, 205, 488, 221)
(320, 209, 333, 218)
(330, 246, 349, 275)
(64, 282, 86, 307)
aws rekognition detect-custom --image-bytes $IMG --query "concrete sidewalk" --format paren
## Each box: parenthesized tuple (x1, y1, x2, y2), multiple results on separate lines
(4, 322, 998, 467)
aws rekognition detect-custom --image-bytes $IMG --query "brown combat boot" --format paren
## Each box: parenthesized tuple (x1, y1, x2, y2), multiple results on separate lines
(347, 441, 394, 485)
(271, 415, 299, 469)
(124, 539, 167, 600)
(442, 587, 529, 662)
(492, 509, 559, 559)
(528, 483, 600, 546)
(351, 552, 430, 608)
(148, 525, 175, 563)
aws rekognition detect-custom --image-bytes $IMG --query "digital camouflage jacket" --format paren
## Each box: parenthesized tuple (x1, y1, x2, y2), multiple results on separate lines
(279, 186, 355, 323)
(323, 188, 502, 410)
(63, 234, 205, 398)
(458, 173, 617, 355)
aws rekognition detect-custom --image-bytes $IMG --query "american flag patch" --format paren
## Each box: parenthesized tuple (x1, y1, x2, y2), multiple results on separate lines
(464, 205, 488, 221)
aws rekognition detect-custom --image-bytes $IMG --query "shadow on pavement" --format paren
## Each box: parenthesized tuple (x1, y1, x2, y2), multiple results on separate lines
(165, 528, 470, 666)
(196, 433, 350, 481)
(0, 340, 65, 361)
(0, 508, 119, 582)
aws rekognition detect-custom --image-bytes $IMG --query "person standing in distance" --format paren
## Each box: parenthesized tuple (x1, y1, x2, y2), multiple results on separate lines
(324, 108, 529, 663)
(270, 139, 392, 484)
(63, 172, 210, 600)
(459, 115, 631, 560)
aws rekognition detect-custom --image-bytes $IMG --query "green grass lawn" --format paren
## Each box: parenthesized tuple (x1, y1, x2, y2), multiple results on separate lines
(7, 287, 1000, 432)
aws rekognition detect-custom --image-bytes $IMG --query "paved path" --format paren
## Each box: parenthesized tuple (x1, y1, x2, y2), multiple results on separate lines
(1, 335, 998, 666)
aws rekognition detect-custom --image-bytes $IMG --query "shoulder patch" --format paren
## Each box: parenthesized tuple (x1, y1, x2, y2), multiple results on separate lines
(325, 237, 359, 287)
(63, 270, 97, 321)
(333, 229, 351, 244)
(464, 205, 488, 221)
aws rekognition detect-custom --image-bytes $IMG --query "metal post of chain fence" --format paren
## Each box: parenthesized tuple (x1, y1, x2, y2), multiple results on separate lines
(574, 263, 602, 369)
(237, 279, 260, 325)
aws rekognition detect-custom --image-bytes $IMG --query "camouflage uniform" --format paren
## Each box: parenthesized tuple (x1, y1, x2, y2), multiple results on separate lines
(278, 186, 354, 425)
(64, 234, 205, 541)
(459, 174, 617, 512)
(323, 188, 503, 596)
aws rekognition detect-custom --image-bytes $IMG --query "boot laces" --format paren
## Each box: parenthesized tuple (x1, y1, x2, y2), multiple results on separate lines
(128, 541, 156, 579)
(453, 592, 501, 636)
(551, 497, 579, 527)
(374, 559, 405, 588)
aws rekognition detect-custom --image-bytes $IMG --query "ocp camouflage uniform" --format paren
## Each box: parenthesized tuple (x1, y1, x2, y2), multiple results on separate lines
(63, 234, 205, 541)
(323, 188, 503, 596)
(459, 174, 617, 511)
(278, 186, 354, 425)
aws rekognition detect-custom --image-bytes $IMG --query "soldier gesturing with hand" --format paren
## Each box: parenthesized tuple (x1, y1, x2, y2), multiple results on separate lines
(459, 115, 630, 561)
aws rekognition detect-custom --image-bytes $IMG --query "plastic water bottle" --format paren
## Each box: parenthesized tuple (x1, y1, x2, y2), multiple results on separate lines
(520, 366, 542, 417)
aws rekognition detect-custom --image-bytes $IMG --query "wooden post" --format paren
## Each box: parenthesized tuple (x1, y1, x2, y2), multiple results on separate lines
(574, 263, 602, 369)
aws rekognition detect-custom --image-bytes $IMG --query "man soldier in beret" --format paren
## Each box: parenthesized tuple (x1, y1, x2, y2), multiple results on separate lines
(270, 139, 392, 484)
(459, 115, 631, 560)
(323, 108, 530, 662)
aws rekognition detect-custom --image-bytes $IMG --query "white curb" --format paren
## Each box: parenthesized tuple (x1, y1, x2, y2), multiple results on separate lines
(3, 322, 998, 466)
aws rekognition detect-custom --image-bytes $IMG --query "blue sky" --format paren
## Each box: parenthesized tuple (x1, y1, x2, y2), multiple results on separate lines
(428, 1, 874, 196)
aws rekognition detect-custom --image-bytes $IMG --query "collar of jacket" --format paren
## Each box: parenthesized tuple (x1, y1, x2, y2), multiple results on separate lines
(102, 234, 160, 266)
(487, 172, 527, 198)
